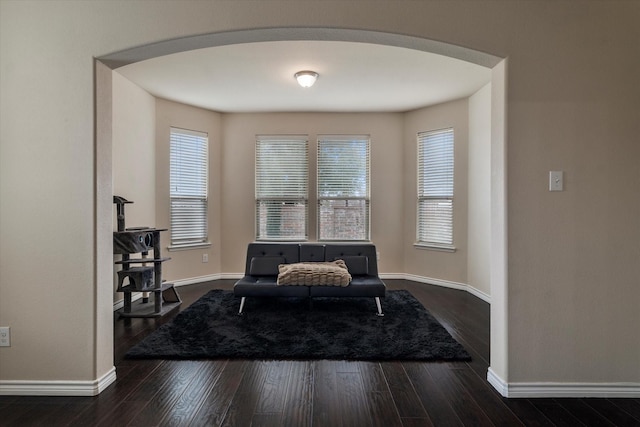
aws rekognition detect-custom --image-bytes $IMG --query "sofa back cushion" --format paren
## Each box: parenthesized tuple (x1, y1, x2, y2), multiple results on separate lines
(249, 256, 285, 276)
(300, 244, 325, 262)
(339, 255, 369, 275)
(325, 244, 378, 276)
(245, 243, 300, 274)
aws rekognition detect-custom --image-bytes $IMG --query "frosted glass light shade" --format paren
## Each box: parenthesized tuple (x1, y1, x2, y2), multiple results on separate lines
(295, 71, 318, 88)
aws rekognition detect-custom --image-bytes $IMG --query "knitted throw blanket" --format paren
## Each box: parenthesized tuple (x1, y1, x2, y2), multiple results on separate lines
(277, 260, 352, 287)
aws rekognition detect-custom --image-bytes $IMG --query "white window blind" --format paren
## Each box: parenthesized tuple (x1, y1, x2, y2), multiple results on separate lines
(255, 136, 308, 241)
(417, 128, 454, 247)
(317, 136, 370, 241)
(170, 127, 208, 246)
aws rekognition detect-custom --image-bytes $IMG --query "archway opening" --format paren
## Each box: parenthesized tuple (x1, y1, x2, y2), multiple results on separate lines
(95, 27, 507, 391)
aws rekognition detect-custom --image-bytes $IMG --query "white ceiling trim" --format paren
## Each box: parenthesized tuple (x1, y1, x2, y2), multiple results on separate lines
(98, 27, 501, 69)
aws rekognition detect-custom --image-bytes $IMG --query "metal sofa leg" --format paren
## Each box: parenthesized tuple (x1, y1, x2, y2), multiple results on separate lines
(238, 297, 246, 316)
(375, 297, 384, 317)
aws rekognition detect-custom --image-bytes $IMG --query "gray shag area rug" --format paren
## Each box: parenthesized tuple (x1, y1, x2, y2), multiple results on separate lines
(125, 289, 471, 362)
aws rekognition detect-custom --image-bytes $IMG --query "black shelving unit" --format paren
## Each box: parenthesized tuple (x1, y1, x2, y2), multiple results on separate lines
(113, 196, 181, 318)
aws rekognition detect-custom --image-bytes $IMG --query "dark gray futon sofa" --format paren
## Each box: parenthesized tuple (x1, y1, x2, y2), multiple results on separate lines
(233, 242, 386, 315)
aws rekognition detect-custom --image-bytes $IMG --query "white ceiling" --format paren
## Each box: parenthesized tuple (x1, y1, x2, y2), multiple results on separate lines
(116, 40, 491, 113)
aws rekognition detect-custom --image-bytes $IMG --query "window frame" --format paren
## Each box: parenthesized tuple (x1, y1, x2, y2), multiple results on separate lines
(317, 135, 371, 242)
(416, 128, 456, 251)
(168, 127, 210, 250)
(255, 135, 309, 241)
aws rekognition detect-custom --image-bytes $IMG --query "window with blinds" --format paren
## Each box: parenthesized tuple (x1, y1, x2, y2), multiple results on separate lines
(170, 127, 208, 246)
(255, 136, 308, 241)
(317, 136, 370, 241)
(417, 128, 454, 248)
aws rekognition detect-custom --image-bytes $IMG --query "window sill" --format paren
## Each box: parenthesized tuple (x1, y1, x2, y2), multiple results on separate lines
(318, 239, 372, 243)
(414, 243, 456, 253)
(168, 242, 212, 252)
(255, 239, 309, 243)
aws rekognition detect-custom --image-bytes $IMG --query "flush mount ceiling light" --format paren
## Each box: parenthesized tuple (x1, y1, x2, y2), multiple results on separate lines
(294, 70, 318, 88)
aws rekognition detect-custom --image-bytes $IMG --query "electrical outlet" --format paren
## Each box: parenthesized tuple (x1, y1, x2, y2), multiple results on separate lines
(202, 253, 209, 263)
(0, 327, 10, 347)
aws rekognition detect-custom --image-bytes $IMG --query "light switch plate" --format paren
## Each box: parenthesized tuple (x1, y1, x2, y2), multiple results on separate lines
(549, 171, 563, 191)
(0, 327, 10, 347)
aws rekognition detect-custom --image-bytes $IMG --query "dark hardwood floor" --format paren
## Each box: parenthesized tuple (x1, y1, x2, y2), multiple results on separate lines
(2, 279, 639, 426)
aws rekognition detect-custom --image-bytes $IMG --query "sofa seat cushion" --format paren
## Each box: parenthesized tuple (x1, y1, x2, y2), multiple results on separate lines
(309, 276, 385, 297)
(234, 276, 309, 297)
(277, 260, 352, 286)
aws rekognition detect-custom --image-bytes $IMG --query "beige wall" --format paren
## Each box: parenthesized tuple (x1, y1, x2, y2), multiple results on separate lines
(2, 0, 639, 394)
(112, 72, 157, 302)
(119, 94, 471, 282)
(112, 72, 156, 230)
(220, 112, 405, 275)
(467, 84, 492, 298)
(1, 2, 112, 385)
(155, 99, 223, 282)
(403, 100, 469, 284)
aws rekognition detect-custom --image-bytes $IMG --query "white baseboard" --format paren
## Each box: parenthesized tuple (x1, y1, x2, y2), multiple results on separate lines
(219, 273, 244, 280)
(396, 273, 491, 304)
(487, 367, 640, 398)
(111, 272, 490, 311)
(487, 367, 510, 396)
(0, 367, 116, 396)
(378, 273, 406, 280)
(172, 273, 227, 287)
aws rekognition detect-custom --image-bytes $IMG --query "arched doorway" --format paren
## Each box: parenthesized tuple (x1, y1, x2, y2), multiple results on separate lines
(95, 27, 508, 392)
